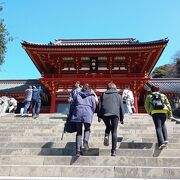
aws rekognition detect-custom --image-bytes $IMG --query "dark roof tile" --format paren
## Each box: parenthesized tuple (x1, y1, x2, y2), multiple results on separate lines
(147, 78, 180, 93)
(22, 38, 169, 47)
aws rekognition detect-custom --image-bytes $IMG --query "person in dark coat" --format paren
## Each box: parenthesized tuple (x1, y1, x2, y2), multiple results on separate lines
(70, 84, 96, 157)
(98, 82, 124, 156)
(32, 85, 43, 119)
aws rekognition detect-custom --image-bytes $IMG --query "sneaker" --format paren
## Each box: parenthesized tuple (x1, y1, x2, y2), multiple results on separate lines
(83, 141, 89, 151)
(111, 150, 116, 156)
(164, 140, 168, 145)
(158, 144, 166, 150)
(32, 115, 36, 119)
(76, 151, 81, 157)
(104, 136, 109, 146)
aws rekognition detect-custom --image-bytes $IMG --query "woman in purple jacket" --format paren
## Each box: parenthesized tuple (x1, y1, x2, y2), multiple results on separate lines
(70, 84, 96, 157)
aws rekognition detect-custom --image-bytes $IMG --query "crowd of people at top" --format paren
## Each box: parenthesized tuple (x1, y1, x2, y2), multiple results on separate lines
(0, 84, 43, 119)
(21, 84, 43, 119)
(67, 81, 172, 157)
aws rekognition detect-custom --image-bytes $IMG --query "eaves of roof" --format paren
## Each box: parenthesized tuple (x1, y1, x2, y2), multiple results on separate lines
(0, 79, 39, 93)
(147, 78, 180, 93)
(21, 38, 169, 47)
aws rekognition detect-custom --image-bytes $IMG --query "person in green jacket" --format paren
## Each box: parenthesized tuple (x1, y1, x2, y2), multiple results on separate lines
(144, 85, 172, 150)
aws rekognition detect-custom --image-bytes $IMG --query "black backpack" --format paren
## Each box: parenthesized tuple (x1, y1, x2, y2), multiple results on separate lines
(151, 93, 165, 110)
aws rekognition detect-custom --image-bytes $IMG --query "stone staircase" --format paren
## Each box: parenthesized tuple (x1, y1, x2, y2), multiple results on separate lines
(0, 113, 180, 179)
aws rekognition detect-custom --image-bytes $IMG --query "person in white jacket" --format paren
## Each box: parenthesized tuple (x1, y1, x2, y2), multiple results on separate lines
(8, 97, 17, 113)
(122, 86, 135, 114)
(0, 96, 9, 113)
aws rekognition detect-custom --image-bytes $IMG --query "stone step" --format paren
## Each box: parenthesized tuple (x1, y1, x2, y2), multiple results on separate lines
(0, 129, 179, 136)
(0, 114, 160, 122)
(1, 128, 179, 135)
(0, 147, 179, 157)
(0, 124, 166, 129)
(0, 123, 178, 130)
(0, 113, 180, 179)
(0, 142, 179, 149)
(4, 116, 177, 127)
(0, 123, 61, 126)
(0, 121, 157, 125)
(1, 114, 160, 121)
(1, 155, 180, 167)
(0, 122, 161, 128)
(0, 117, 177, 125)
(0, 121, 177, 125)
(0, 124, 177, 131)
(0, 165, 179, 178)
(0, 126, 60, 129)
(1, 133, 180, 141)
(0, 177, 169, 180)
(0, 136, 179, 143)
(1, 126, 179, 131)
(2, 113, 150, 117)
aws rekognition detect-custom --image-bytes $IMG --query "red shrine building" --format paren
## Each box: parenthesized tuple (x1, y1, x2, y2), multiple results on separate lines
(19, 38, 169, 113)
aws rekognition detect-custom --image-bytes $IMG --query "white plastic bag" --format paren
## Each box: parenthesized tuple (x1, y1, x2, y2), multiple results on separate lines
(20, 108, 24, 115)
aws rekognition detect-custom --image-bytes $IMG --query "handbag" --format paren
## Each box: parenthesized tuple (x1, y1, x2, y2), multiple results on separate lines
(61, 115, 77, 140)
(64, 117, 77, 133)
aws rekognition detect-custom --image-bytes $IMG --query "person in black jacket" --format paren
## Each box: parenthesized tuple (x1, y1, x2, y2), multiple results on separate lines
(98, 82, 124, 156)
(32, 85, 43, 119)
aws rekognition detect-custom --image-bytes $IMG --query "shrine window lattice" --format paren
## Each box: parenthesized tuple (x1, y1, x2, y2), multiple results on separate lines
(61, 56, 128, 71)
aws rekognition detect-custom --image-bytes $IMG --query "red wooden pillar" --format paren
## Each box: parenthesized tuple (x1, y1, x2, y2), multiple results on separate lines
(134, 93, 138, 113)
(50, 93, 56, 113)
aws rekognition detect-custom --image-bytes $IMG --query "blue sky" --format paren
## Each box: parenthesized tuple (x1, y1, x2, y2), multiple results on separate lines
(0, 0, 180, 80)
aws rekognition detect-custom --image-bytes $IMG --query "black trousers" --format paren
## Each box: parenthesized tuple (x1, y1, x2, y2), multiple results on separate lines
(75, 122, 91, 152)
(102, 115, 119, 151)
(76, 122, 91, 136)
(152, 113, 168, 146)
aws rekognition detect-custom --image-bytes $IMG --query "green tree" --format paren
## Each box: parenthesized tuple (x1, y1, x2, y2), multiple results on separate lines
(173, 51, 180, 78)
(0, 4, 12, 66)
(151, 64, 175, 78)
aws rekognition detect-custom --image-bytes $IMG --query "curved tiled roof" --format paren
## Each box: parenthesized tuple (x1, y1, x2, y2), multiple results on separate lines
(21, 38, 169, 47)
(0, 80, 39, 93)
(145, 78, 180, 94)
(1, 78, 179, 94)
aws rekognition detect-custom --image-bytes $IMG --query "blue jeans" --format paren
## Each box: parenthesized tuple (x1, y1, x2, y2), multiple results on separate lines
(23, 101, 31, 114)
(32, 100, 41, 116)
(123, 100, 132, 114)
(152, 113, 168, 146)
